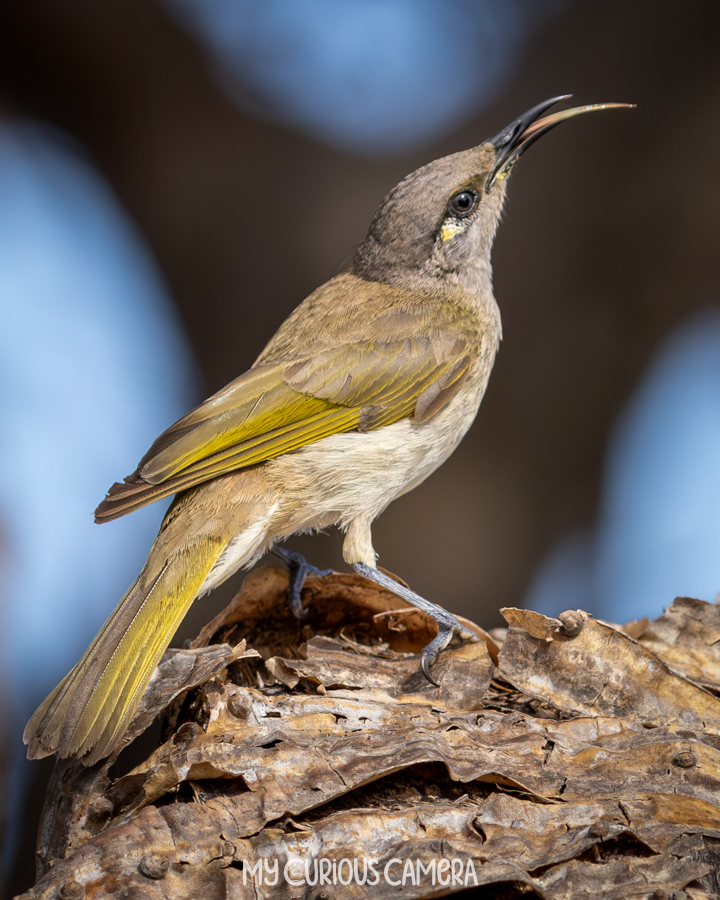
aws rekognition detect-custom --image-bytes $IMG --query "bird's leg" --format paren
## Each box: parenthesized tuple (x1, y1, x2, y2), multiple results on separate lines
(272, 546, 333, 620)
(352, 563, 477, 686)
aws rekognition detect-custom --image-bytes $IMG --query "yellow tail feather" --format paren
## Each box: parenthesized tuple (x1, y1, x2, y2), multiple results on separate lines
(24, 537, 224, 764)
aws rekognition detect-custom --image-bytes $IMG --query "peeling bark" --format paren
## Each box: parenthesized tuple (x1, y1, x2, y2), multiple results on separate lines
(16, 569, 720, 899)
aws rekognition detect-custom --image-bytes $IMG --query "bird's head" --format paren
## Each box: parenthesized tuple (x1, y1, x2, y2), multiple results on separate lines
(353, 96, 633, 292)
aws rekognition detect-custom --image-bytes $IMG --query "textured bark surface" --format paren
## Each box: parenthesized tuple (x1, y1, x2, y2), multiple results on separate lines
(17, 568, 720, 900)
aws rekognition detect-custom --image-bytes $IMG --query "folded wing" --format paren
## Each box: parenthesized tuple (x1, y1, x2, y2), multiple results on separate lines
(95, 286, 482, 522)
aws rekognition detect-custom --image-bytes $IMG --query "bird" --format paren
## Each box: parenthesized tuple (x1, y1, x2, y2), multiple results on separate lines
(25, 96, 632, 764)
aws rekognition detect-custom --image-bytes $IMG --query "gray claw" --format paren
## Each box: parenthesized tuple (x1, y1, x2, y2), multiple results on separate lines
(286, 583, 309, 621)
(420, 653, 441, 687)
(273, 546, 331, 620)
(352, 562, 474, 688)
(419, 625, 458, 686)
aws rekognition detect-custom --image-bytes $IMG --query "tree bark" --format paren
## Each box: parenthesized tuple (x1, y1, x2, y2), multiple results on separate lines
(16, 568, 720, 899)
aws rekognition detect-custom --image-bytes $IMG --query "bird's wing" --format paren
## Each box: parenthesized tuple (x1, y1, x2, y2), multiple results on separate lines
(281, 329, 474, 430)
(95, 296, 481, 522)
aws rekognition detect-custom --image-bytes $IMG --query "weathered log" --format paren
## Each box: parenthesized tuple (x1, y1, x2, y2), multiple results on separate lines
(16, 568, 720, 899)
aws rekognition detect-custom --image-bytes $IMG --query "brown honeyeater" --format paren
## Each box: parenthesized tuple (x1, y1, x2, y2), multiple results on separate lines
(25, 97, 632, 764)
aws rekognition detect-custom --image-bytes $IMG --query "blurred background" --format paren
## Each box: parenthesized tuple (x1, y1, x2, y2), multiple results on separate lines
(2, 0, 720, 894)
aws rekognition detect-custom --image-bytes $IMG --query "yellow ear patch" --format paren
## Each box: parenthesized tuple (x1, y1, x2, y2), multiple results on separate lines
(440, 220, 464, 242)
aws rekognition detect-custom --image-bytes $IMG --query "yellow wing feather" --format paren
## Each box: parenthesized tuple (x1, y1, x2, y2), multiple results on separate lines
(139, 369, 334, 483)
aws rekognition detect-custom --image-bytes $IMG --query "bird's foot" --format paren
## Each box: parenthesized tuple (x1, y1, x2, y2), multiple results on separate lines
(272, 546, 333, 620)
(352, 562, 476, 686)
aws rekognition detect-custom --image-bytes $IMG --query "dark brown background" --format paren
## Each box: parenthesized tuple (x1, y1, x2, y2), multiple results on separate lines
(2, 1, 720, 893)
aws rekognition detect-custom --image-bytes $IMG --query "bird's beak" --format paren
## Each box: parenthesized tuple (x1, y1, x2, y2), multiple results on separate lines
(485, 95, 635, 193)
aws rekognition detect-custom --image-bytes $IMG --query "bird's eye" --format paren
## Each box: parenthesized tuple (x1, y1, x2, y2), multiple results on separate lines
(448, 189, 478, 218)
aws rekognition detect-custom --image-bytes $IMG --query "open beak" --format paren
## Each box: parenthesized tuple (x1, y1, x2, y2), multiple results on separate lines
(485, 95, 635, 193)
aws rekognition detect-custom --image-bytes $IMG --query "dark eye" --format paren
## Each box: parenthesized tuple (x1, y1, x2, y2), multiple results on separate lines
(448, 189, 478, 218)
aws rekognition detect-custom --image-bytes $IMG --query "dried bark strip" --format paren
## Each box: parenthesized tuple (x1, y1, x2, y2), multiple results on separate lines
(498, 607, 720, 731)
(639, 596, 720, 691)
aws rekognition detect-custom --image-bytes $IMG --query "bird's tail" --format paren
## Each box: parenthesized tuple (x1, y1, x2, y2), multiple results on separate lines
(24, 528, 226, 765)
